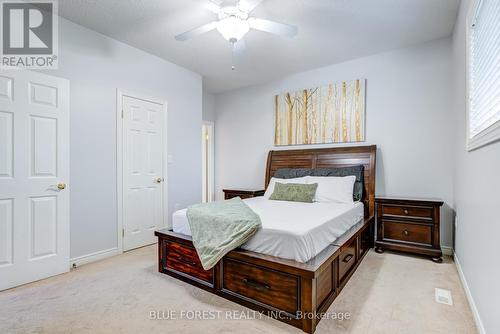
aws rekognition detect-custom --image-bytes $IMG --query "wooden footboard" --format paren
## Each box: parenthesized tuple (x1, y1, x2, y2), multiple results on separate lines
(155, 216, 374, 333)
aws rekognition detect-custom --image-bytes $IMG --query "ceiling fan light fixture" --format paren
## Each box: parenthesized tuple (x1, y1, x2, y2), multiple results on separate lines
(216, 16, 250, 41)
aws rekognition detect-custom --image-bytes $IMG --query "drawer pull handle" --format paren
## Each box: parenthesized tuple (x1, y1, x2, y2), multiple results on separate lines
(404, 209, 409, 215)
(178, 258, 198, 267)
(342, 254, 354, 263)
(242, 278, 270, 291)
(403, 230, 409, 236)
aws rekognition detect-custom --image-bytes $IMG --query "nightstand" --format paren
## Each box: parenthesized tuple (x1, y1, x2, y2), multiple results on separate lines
(223, 188, 265, 200)
(375, 197, 444, 263)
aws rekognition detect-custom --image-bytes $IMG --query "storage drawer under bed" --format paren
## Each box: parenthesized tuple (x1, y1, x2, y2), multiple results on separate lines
(221, 258, 300, 315)
(164, 241, 214, 284)
(338, 237, 357, 283)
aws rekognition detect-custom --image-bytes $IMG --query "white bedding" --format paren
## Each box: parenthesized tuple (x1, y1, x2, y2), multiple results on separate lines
(172, 197, 364, 263)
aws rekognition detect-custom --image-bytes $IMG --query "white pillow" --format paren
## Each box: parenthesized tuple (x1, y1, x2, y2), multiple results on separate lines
(306, 176, 356, 203)
(264, 176, 308, 199)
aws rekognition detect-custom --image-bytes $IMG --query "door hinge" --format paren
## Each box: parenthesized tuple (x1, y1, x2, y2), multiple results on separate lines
(121, 109, 124, 118)
(122, 228, 125, 237)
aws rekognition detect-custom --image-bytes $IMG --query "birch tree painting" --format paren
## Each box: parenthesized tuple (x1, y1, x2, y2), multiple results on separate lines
(274, 79, 366, 146)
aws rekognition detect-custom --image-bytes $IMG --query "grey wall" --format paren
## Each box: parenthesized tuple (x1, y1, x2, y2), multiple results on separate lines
(214, 38, 455, 247)
(47, 18, 202, 259)
(203, 90, 216, 122)
(452, 0, 499, 332)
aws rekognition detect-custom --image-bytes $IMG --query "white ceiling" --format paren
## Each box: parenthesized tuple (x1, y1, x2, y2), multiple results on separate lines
(59, 0, 460, 93)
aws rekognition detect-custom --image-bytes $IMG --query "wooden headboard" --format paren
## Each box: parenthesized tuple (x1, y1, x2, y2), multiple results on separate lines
(265, 145, 377, 218)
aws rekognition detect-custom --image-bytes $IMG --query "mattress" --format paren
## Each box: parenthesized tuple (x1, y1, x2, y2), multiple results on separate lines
(172, 197, 364, 263)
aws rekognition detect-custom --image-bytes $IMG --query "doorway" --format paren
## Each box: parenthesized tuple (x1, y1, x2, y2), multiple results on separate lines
(0, 70, 70, 290)
(202, 121, 214, 202)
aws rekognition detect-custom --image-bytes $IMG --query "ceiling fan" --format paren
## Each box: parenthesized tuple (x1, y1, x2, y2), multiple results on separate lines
(175, 0, 298, 69)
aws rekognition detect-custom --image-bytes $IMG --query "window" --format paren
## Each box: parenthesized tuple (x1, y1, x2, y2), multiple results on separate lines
(467, 0, 500, 150)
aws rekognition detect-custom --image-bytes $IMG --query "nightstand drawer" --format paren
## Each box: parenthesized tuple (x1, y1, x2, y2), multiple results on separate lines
(223, 189, 265, 200)
(225, 193, 254, 200)
(381, 204, 433, 220)
(382, 220, 432, 246)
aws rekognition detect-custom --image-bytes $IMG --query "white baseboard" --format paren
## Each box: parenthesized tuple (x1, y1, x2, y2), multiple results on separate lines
(70, 247, 119, 268)
(454, 253, 486, 334)
(441, 246, 454, 256)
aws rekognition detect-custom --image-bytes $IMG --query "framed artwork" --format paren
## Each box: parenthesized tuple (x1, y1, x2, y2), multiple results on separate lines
(274, 79, 366, 146)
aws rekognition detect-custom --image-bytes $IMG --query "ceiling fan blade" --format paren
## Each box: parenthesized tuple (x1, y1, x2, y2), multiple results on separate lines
(175, 22, 217, 41)
(205, 1, 221, 14)
(248, 17, 298, 38)
(232, 39, 246, 54)
(238, 0, 265, 12)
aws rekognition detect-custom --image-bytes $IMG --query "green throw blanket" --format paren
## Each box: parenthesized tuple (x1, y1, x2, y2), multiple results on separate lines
(186, 197, 262, 270)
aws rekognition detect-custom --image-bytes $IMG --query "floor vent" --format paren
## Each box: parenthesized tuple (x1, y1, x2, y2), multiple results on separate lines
(435, 288, 453, 306)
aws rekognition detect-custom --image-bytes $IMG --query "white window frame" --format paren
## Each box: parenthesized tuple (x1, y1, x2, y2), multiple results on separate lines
(465, 0, 500, 151)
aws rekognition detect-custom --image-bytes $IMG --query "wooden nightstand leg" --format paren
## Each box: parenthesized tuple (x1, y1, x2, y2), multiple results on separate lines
(431, 256, 443, 263)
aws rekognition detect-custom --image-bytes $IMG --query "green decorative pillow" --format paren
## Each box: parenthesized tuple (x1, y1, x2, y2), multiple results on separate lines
(269, 182, 318, 203)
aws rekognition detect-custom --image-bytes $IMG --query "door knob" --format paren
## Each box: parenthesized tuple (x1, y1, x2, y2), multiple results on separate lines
(155, 177, 163, 183)
(57, 183, 66, 190)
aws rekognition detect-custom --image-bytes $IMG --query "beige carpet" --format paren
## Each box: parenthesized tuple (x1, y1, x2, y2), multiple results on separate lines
(0, 246, 477, 334)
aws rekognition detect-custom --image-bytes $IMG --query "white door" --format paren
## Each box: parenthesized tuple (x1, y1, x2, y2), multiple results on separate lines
(0, 70, 70, 291)
(122, 94, 165, 251)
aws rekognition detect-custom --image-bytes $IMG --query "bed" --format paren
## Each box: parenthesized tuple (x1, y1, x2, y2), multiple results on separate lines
(173, 197, 365, 263)
(155, 145, 377, 333)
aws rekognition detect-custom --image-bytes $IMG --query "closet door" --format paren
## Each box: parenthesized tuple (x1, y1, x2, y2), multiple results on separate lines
(121, 94, 165, 251)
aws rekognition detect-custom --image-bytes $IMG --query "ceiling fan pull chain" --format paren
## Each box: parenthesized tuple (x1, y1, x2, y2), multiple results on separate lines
(231, 40, 236, 70)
